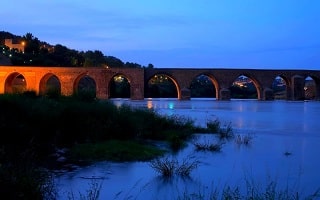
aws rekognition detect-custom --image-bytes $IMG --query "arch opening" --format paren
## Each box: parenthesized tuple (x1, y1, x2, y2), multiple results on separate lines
(45, 75, 61, 96)
(76, 75, 97, 99)
(5, 73, 27, 94)
(109, 74, 130, 98)
(304, 76, 316, 100)
(40, 75, 61, 97)
(145, 74, 178, 98)
(190, 74, 216, 98)
(272, 76, 287, 100)
(230, 75, 258, 99)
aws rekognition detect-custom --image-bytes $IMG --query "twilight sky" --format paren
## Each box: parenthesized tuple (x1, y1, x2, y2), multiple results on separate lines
(2, 0, 320, 69)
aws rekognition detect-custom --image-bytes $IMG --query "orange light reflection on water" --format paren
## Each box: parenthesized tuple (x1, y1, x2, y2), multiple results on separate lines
(147, 100, 153, 109)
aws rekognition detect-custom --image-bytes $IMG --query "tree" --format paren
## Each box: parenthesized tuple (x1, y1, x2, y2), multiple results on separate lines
(2, 31, 147, 68)
(83, 50, 106, 67)
(147, 63, 154, 68)
(124, 62, 142, 68)
(105, 56, 124, 68)
(23, 33, 40, 54)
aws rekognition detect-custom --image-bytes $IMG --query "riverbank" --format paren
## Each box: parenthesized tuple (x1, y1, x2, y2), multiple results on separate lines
(0, 93, 212, 199)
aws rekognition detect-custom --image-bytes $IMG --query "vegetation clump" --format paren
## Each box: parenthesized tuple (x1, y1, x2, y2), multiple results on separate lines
(218, 122, 234, 139)
(149, 156, 199, 177)
(235, 133, 254, 146)
(192, 140, 223, 152)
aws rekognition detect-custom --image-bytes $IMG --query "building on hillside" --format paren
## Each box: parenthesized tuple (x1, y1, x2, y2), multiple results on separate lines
(4, 39, 25, 52)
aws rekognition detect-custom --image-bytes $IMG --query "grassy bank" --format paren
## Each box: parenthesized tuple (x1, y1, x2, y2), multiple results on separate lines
(0, 92, 207, 199)
(68, 140, 166, 162)
(0, 92, 200, 154)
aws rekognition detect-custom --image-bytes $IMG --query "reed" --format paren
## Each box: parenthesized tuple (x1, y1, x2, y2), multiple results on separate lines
(177, 180, 320, 200)
(149, 156, 199, 177)
(218, 122, 234, 139)
(235, 133, 254, 146)
(192, 140, 223, 152)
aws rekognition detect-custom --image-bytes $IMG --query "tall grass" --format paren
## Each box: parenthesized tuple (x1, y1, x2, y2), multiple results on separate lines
(0, 93, 206, 199)
(192, 140, 223, 152)
(177, 179, 320, 200)
(0, 93, 200, 150)
(67, 179, 102, 200)
(149, 156, 199, 177)
(205, 118, 234, 139)
(0, 145, 57, 199)
(235, 133, 254, 146)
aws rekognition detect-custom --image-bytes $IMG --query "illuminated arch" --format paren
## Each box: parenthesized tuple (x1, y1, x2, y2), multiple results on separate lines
(190, 73, 219, 99)
(5, 72, 26, 94)
(109, 73, 131, 98)
(230, 74, 261, 99)
(39, 73, 61, 96)
(272, 75, 289, 100)
(146, 73, 180, 98)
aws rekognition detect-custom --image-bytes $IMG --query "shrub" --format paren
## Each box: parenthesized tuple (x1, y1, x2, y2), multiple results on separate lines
(0, 147, 57, 200)
(235, 133, 254, 146)
(218, 122, 234, 139)
(206, 118, 220, 133)
(193, 141, 223, 152)
(149, 156, 199, 177)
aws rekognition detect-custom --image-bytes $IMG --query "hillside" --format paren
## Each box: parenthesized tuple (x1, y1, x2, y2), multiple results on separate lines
(0, 31, 153, 68)
(0, 31, 21, 45)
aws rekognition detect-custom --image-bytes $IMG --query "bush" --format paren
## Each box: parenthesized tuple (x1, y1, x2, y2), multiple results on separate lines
(193, 140, 223, 152)
(149, 156, 199, 177)
(206, 118, 220, 133)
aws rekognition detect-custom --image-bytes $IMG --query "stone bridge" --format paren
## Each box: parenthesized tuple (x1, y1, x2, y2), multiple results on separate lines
(0, 66, 319, 101)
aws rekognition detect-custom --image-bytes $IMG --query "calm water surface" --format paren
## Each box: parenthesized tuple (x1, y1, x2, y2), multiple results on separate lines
(55, 99, 320, 199)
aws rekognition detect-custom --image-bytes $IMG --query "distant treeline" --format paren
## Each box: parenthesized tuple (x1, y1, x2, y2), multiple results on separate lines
(0, 31, 154, 68)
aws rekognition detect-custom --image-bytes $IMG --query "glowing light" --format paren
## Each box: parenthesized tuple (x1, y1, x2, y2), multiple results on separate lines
(168, 102, 174, 109)
(114, 75, 124, 82)
(147, 101, 153, 109)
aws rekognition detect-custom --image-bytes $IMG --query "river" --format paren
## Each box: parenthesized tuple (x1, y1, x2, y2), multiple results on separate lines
(54, 98, 320, 199)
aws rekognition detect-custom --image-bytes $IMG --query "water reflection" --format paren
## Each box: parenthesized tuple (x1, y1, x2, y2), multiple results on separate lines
(55, 99, 320, 199)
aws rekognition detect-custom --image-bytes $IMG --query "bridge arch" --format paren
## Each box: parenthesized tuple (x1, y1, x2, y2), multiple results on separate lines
(145, 73, 180, 99)
(229, 73, 261, 100)
(272, 75, 290, 100)
(304, 75, 319, 100)
(39, 73, 61, 96)
(5, 72, 26, 94)
(190, 73, 219, 99)
(73, 73, 97, 98)
(109, 73, 131, 98)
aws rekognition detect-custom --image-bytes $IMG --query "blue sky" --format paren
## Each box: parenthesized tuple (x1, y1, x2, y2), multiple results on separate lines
(2, 0, 320, 69)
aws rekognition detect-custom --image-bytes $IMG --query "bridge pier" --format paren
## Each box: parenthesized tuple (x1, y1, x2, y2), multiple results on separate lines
(291, 75, 305, 100)
(60, 78, 74, 97)
(96, 86, 108, 99)
(130, 83, 144, 100)
(219, 88, 231, 100)
(263, 87, 274, 100)
(180, 88, 191, 100)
